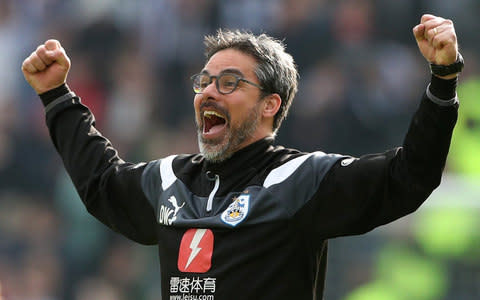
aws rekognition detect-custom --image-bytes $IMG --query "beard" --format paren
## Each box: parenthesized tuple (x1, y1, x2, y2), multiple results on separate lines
(197, 103, 260, 163)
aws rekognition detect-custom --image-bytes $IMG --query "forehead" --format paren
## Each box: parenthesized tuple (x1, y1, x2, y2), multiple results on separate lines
(203, 48, 257, 77)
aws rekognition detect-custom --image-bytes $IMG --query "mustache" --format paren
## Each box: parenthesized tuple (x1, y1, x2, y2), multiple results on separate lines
(199, 101, 230, 121)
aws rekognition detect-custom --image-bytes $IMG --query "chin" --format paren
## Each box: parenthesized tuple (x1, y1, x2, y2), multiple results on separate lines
(199, 144, 234, 163)
(198, 136, 233, 163)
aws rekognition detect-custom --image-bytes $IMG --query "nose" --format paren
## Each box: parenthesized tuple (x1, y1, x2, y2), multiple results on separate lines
(200, 78, 219, 98)
(194, 81, 218, 107)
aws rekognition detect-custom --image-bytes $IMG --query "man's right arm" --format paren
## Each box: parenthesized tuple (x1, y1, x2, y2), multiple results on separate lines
(22, 40, 158, 245)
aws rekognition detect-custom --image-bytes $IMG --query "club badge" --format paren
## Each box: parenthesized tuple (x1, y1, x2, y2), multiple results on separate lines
(221, 194, 250, 227)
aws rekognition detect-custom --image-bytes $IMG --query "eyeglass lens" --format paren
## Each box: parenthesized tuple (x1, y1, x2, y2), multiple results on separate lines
(193, 74, 239, 94)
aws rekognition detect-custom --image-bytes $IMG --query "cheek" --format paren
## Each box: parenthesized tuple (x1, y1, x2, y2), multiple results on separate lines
(193, 94, 202, 109)
(228, 105, 248, 127)
(193, 95, 202, 123)
(193, 95, 203, 114)
(231, 96, 259, 119)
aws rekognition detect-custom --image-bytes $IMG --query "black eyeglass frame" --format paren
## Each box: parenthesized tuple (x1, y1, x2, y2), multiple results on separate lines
(191, 73, 263, 95)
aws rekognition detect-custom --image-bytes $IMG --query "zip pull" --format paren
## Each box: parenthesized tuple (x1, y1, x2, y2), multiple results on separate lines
(206, 171, 220, 212)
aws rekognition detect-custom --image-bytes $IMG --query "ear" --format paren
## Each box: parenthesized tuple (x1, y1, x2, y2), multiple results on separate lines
(262, 93, 282, 118)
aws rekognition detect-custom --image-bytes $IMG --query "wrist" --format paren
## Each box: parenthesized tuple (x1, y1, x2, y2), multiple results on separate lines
(430, 53, 464, 77)
(39, 83, 71, 107)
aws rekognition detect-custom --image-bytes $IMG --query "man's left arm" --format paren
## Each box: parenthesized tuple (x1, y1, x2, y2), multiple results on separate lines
(297, 15, 461, 238)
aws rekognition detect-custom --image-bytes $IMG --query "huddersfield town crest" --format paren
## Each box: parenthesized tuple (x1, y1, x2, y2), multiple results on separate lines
(221, 194, 250, 227)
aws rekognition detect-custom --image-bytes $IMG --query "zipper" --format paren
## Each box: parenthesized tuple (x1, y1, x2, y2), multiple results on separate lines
(206, 171, 220, 212)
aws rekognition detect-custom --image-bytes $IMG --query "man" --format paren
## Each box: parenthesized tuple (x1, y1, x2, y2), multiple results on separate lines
(22, 14, 462, 300)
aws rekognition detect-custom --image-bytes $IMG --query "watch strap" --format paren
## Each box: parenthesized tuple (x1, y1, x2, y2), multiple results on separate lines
(430, 52, 464, 77)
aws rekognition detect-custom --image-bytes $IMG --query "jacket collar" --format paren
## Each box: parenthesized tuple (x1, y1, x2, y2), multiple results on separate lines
(202, 137, 275, 178)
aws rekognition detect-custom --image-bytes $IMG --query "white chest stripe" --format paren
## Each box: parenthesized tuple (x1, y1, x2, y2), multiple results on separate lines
(263, 152, 325, 188)
(160, 155, 178, 191)
(206, 174, 220, 212)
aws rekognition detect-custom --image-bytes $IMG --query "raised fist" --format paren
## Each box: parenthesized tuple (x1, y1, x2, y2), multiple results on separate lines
(413, 14, 458, 67)
(21, 39, 71, 94)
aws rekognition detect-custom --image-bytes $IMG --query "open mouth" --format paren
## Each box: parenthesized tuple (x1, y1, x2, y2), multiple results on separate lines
(203, 110, 227, 135)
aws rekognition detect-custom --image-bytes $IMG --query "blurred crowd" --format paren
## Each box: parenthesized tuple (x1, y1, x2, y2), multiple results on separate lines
(0, 0, 479, 299)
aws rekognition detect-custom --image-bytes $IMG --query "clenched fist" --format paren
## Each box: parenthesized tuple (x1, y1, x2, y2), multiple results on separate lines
(21, 39, 71, 94)
(413, 14, 459, 78)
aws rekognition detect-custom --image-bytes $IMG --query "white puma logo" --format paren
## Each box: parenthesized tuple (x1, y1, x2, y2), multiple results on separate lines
(168, 196, 185, 217)
(159, 195, 185, 225)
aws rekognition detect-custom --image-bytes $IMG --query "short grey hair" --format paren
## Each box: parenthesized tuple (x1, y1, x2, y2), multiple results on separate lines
(204, 29, 299, 134)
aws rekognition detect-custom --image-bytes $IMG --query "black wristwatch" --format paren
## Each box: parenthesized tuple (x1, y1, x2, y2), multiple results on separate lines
(430, 53, 464, 77)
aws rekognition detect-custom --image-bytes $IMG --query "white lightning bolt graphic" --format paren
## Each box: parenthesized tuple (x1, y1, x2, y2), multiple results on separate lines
(185, 229, 207, 269)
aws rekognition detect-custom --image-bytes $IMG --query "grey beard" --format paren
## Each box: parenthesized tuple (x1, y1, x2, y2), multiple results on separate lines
(198, 136, 234, 163)
(198, 106, 259, 163)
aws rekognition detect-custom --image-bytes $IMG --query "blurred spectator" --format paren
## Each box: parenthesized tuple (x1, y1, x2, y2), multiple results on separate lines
(73, 276, 125, 300)
(20, 250, 62, 300)
(274, 0, 332, 73)
(217, 0, 282, 32)
(105, 49, 155, 156)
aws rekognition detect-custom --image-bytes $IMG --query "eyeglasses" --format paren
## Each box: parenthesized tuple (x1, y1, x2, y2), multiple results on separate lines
(191, 73, 263, 95)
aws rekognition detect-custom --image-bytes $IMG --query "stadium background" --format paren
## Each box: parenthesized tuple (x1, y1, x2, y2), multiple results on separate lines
(0, 0, 479, 299)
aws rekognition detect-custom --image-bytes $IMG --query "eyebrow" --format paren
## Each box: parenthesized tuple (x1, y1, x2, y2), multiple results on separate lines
(200, 68, 245, 77)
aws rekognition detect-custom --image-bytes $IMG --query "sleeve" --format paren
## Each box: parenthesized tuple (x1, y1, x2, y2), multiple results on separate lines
(297, 87, 458, 239)
(41, 85, 158, 245)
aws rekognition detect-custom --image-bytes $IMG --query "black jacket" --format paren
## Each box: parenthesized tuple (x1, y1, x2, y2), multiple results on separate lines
(40, 81, 457, 300)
